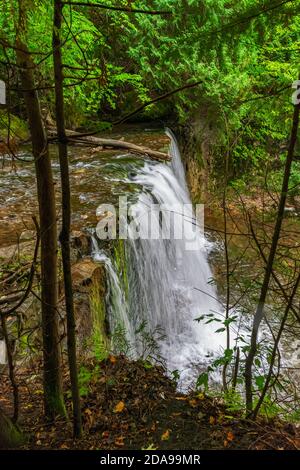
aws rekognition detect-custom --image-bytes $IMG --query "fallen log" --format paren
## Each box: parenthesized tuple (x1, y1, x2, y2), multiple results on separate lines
(48, 128, 171, 162)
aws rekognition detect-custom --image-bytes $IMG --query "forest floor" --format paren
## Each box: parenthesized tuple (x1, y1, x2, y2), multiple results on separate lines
(1, 356, 299, 450)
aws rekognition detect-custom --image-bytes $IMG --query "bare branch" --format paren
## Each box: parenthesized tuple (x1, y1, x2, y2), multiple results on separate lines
(113, 81, 203, 125)
(0, 217, 40, 318)
(62, 1, 172, 15)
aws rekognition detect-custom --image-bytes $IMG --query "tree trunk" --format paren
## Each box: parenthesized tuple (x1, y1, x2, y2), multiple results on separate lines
(244, 92, 300, 414)
(53, 0, 82, 437)
(16, 1, 65, 419)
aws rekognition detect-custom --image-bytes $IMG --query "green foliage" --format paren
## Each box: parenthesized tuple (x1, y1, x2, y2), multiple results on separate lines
(171, 369, 180, 384)
(196, 371, 209, 391)
(254, 394, 281, 419)
(134, 320, 166, 364)
(267, 160, 300, 197)
(1, 0, 299, 163)
(78, 365, 94, 397)
(0, 111, 29, 141)
(223, 390, 244, 414)
(195, 304, 300, 420)
(111, 322, 132, 356)
(0, 0, 150, 128)
(125, 0, 300, 176)
(110, 319, 167, 366)
(289, 162, 300, 197)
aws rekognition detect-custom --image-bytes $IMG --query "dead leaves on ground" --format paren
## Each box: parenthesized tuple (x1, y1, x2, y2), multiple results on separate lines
(113, 401, 125, 413)
(6, 355, 299, 451)
(224, 431, 235, 448)
(209, 416, 216, 425)
(161, 429, 171, 441)
(114, 436, 125, 447)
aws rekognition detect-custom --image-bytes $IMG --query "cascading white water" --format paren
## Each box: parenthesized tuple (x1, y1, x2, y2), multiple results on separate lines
(92, 241, 136, 352)
(93, 129, 224, 387)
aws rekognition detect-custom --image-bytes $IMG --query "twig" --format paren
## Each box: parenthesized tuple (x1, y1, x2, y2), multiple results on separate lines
(61, 1, 172, 15)
(0, 217, 40, 318)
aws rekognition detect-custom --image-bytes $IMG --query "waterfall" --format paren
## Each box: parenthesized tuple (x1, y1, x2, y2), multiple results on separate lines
(93, 129, 224, 387)
(92, 243, 136, 353)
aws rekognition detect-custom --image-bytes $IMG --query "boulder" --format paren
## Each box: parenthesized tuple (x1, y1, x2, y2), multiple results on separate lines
(71, 258, 105, 293)
(71, 258, 109, 356)
(70, 230, 92, 262)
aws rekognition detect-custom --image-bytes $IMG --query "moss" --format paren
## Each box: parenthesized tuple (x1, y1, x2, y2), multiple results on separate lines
(0, 413, 26, 449)
(113, 239, 129, 299)
(44, 388, 67, 418)
(89, 278, 110, 360)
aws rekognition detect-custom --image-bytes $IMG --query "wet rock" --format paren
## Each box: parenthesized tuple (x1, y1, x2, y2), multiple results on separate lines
(20, 230, 36, 241)
(96, 210, 115, 222)
(174, 113, 219, 201)
(71, 258, 109, 354)
(128, 171, 137, 180)
(0, 240, 35, 263)
(70, 230, 92, 262)
(71, 258, 105, 293)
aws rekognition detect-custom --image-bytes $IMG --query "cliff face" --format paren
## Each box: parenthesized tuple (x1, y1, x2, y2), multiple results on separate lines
(175, 109, 222, 203)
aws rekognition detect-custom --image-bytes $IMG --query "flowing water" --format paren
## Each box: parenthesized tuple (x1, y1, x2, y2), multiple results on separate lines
(93, 130, 224, 387)
(1, 125, 299, 391)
